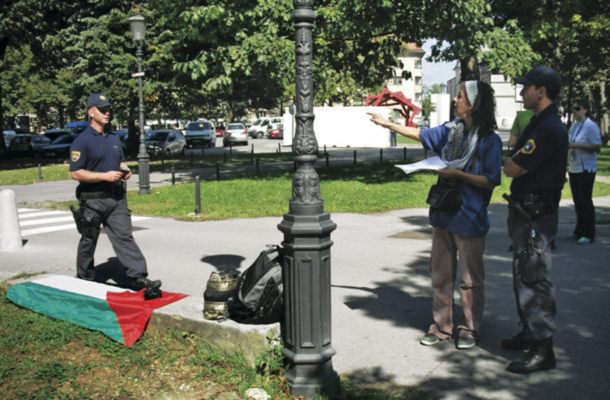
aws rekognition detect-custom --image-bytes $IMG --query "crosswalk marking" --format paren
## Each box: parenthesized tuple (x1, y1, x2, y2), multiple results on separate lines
(3, 209, 151, 237)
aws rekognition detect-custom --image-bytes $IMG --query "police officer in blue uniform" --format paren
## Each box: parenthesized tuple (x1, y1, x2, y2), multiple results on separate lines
(503, 66, 568, 373)
(70, 93, 161, 291)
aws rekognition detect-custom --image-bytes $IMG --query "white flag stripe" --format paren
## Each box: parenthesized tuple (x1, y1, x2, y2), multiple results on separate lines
(19, 211, 71, 219)
(20, 216, 75, 226)
(32, 275, 134, 300)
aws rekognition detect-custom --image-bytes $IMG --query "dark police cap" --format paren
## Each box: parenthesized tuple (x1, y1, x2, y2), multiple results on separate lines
(514, 66, 561, 93)
(87, 93, 112, 108)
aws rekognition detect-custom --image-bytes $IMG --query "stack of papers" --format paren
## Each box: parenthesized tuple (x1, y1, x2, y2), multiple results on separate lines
(394, 157, 447, 175)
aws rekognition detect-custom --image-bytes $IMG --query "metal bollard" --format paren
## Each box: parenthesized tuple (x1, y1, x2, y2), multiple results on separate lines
(403, 146, 407, 160)
(353, 150, 357, 164)
(324, 144, 327, 154)
(171, 167, 175, 186)
(195, 176, 201, 214)
(216, 162, 220, 180)
(229, 143, 233, 156)
(278, 143, 281, 153)
(276, 149, 279, 162)
(326, 152, 329, 168)
(380, 148, 383, 163)
(251, 146, 254, 164)
(38, 164, 43, 180)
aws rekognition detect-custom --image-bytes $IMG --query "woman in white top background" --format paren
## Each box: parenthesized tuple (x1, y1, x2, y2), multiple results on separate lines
(567, 99, 602, 244)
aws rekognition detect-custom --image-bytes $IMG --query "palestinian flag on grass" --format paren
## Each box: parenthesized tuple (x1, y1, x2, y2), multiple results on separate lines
(7, 275, 188, 346)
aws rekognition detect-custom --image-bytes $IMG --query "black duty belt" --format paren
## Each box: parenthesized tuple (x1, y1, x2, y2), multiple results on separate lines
(80, 191, 117, 200)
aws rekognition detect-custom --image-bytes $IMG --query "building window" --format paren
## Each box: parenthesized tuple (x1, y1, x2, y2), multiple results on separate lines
(415, 76, 422, 85)
(415, 93, 422, 101)
(393, 77, 402, 85)
(414, 59, 422, 69)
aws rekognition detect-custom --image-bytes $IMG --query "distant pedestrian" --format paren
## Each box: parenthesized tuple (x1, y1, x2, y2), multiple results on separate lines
(70, 93, 162, 291)
(368, 80, 502, 350)
(567, 99, 602, 244)
(389, 118, 398, 147)
(503, 66, 568, 374)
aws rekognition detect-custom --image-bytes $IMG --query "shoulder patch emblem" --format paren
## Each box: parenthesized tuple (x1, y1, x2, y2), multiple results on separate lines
(71, 151, 81, 162)
(522, 139, 536, 154)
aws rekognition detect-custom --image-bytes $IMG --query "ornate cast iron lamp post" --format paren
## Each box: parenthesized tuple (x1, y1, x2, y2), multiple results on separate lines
(128, 11, 151, 195)
(277, 1, 340, 398)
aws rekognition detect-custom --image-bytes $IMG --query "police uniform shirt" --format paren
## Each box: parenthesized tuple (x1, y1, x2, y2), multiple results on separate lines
(70, 125, 125, 192)
(510, 104, 568, 200)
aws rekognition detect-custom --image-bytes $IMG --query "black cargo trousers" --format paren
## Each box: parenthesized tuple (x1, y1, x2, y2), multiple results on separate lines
(76, 193, 147, 281)
(507, 203, 558, 342)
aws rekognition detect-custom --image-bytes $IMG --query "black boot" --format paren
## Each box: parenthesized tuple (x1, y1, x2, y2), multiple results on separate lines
(502, 329, 532, 351)
(131, 276, 162, 291)
(507, 337, 556, 374)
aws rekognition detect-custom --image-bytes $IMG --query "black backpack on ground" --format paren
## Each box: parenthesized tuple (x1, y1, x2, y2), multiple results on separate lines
(229, 245, 284, 325)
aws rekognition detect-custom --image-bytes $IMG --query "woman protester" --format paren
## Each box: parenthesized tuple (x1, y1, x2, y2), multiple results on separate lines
(567, 99, 602, 244)
(368, 81, 503, 349)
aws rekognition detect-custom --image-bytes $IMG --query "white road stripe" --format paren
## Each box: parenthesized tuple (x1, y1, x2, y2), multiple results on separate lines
(12, 209, 151, 237)
(19, 216, 75, 226)
(19, 211, 71, 219)
(17, 208, 38, 213)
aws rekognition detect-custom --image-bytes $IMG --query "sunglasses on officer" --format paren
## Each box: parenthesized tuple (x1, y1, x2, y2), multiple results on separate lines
(572, 106, 582, 112)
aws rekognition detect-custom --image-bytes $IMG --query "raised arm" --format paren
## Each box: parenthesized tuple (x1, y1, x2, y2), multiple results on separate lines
(368, 113, 421, 141)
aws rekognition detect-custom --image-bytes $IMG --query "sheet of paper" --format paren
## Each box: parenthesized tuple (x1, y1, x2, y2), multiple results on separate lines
(394, 156, 447, 175)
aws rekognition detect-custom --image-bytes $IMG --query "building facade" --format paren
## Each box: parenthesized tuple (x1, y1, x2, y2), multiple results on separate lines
(387, 43, 425, 113)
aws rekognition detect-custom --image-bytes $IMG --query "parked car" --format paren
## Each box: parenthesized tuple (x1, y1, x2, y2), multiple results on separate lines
(222, 123, 249, 146)
(267, 123, 283, 140)
(44, 129, 73, 142)
(8, 134, 52, 157)
(185, 120, 216, 148)
(146, 130, 186, 156)
(249, 117, 281, 138)
(42, 134, 77, 158)
(66, 121, 90, 134)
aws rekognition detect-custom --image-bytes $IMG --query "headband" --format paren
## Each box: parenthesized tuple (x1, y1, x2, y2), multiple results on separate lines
(465, 81, 479, 106)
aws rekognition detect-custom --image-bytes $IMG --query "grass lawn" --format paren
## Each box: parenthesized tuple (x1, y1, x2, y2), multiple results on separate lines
(0, 279, 432, 400)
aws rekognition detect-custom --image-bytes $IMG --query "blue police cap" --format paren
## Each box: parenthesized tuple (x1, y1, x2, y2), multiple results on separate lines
(87, 93, 112, 108)
(514, 66, 561, 93)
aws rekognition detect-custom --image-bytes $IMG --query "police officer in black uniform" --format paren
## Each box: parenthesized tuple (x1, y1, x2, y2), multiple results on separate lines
(70, 93, 161, 291)
(503, 66, 568, 373)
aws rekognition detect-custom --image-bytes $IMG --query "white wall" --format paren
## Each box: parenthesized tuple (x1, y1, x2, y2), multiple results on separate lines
(283, 106, 391, 148)
(429, 93, 451, 128)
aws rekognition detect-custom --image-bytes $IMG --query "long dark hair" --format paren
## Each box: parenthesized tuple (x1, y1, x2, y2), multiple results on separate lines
(466, 81, 497, 137)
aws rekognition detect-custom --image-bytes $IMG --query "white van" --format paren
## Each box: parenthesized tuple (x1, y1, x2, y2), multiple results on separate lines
(249, 117, 282, 138)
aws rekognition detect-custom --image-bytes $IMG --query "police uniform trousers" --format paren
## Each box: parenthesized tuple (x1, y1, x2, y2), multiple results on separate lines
(428, 227, 486, 340)
(568, 171, 596, 240)
(77, 197, 147, 280)
(507, 206, 557, 342)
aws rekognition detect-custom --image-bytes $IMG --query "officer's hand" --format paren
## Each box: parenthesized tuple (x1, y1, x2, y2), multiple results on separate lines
(105, 171, 124, 182)
(123, 171, 132, 180)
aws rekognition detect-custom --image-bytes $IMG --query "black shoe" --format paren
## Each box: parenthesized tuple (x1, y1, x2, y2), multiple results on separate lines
(507, 337, 556, 374)
(502, 329, 532, 351)
(131, 276, 162, 291)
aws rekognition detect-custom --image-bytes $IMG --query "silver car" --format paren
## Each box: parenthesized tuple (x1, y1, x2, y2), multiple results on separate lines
(222, 123, 249, 146)
(145, 130, 186, 156)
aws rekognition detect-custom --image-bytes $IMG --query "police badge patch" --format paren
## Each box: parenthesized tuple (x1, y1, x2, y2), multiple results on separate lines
(522, 139, 536, 154)
(71, 151, 81, 162)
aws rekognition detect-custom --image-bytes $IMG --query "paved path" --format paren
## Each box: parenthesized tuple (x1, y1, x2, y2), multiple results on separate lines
(2, 145, 610, 400)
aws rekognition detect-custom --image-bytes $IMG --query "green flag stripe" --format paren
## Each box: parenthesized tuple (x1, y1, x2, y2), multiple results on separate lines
(7, 282, 125, 344)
